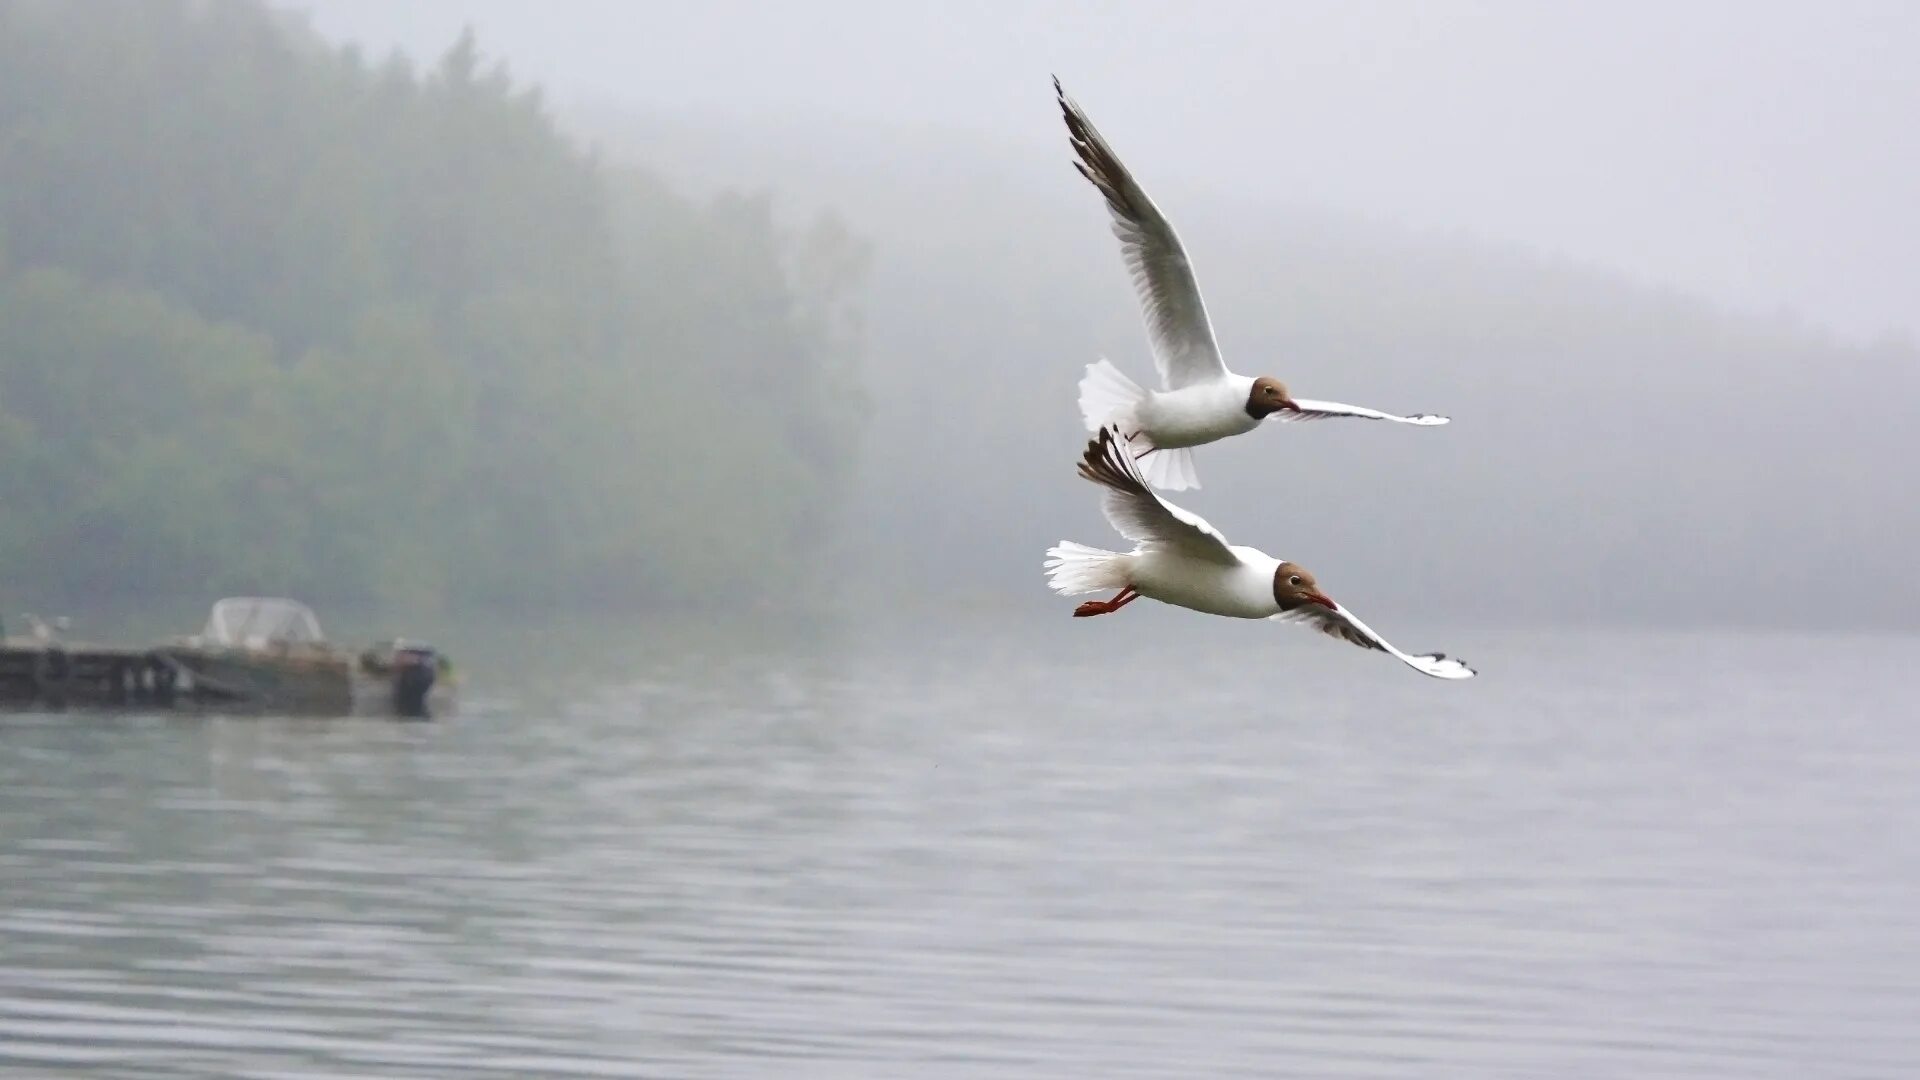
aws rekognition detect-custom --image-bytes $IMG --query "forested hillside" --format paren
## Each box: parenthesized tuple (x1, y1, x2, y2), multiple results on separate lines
(0, 0, 866, 609)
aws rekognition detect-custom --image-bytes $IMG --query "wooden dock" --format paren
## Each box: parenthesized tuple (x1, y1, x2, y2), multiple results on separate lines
(0, 642, 179, 709)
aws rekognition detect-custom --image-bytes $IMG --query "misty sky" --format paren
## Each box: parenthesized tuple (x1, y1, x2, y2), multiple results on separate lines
(298, 0, 1920, 342)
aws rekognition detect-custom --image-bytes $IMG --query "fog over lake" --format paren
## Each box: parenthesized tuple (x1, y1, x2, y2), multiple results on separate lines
(2, 3, 1916, 1077)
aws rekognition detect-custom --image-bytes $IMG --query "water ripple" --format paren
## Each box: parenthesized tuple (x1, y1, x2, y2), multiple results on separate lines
(2, 623, 1918, 1077)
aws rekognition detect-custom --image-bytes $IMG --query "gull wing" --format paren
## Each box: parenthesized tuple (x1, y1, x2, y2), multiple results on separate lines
(1076, 426, 1238, 566)
(1276, 398, 1450, 426)
(1056, 78, 1230, 390)
(1271, 602, 1476, 679)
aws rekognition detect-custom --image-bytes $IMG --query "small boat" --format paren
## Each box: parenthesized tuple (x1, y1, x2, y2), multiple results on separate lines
(156, 598, 456, 717)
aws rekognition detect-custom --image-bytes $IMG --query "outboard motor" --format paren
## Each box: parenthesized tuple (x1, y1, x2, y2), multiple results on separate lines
(391, 643, 439, 718)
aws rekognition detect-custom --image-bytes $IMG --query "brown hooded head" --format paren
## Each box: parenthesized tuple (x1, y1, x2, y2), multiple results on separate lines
(1272, 561, 1337, 611)
(1246, 376, 1300, 418)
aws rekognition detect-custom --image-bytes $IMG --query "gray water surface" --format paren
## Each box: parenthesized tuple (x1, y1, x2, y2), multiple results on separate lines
(2, 618, 1916, 1078)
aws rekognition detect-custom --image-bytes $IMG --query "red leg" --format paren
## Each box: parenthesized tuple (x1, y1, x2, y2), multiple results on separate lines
(1073, 587, 1139, 618)
(1119, 430, 1156, 459)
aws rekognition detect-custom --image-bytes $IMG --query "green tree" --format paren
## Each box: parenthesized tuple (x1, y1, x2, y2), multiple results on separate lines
(0, 0, 867, 609)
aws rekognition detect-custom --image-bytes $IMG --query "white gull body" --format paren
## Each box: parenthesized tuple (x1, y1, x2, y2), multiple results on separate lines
(1058, 78, 1448, 491)
(1045, 427, 1476, 680)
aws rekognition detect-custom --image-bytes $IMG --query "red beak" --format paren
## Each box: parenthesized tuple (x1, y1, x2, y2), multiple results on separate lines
(1309, 593, 1337, 610)
(1282, 399, 1304, 412)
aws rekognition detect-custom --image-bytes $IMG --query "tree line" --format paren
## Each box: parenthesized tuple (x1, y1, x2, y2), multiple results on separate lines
(0, 0, 867, 611)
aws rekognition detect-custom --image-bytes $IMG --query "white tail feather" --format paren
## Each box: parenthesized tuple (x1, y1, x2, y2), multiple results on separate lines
(1078, 362, 1201, 490)
(1133, 445, 1198, 491)
(1077, 359, 1147, 432)
(1043, 541, 1130, 595)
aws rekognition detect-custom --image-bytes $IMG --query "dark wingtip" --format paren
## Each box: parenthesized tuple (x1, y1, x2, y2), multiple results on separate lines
(1075, 425, 1140, 492)
(1421, 652, 1478, 676)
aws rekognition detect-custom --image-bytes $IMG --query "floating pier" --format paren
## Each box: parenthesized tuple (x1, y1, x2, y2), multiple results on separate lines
(0, 643, 180, 710)
(0, 599, 455, 718)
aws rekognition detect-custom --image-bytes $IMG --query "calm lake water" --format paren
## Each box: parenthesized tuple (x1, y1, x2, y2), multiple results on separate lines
(2, 615, 1916, 1078)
